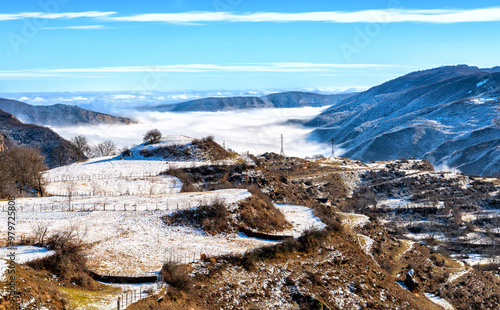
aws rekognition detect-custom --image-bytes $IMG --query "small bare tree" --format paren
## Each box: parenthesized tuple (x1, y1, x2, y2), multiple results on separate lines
(70, 135, 91, 160)
(91, 140, 117, 157)
(143, 129, 162, 144)
(66, 181, 76, 208)
(7, 146, 47, 196)
(426, 214, 439, 242)
(31, 222, 50, 245)
(51, 144, 68, 167)
(88, 180, 100, 196)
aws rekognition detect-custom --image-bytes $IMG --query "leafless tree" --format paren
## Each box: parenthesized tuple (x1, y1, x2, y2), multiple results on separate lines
(70, 135, 90, 161)
(0, 151, 10, 195)
(88, 180, 100, 196)
(51, 144, 68, 167)
(7, 146, 47, 196)
(426, 214, 439, 242)
(143, 129, 162, 144)
(91, 140, 117, 157)
(112, 182, 124, 195)
(148, 180, 158, 195)
(65, 181, 76, 208)
(31, 222, 50, 245)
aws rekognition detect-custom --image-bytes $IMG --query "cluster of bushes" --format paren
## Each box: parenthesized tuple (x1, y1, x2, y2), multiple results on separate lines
(0, 146, 47, 197)
(163, 198, 233, 235)
(237, 185, 290, 233)
(160, 261, 192, 292)
(139, 144, 192, 160)
(191, 135, 232, 161)
(162, 166, 200, 192)
(27, 226, 95, 288)
(234, 228, 329, 271)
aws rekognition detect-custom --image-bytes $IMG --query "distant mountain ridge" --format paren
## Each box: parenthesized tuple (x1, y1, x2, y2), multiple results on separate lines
(0, 109, 76, 167)
(147, 91, 355, 112)
(306, 65, 500, 176)
(0, 98, 134, 126)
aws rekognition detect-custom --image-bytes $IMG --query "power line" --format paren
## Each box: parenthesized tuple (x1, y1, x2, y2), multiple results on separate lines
(280, 134, 285, 156)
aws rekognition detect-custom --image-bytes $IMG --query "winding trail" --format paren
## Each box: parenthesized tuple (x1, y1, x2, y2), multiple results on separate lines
(337, 212, 374, 255)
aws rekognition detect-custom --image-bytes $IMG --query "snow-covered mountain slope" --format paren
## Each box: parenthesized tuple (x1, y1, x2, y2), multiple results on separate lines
(306, 65, 500, 176)
(148, 91, 354, 112)
(0, 98, 134, 126)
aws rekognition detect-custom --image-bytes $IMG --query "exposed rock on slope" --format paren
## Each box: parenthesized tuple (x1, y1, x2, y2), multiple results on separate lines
(0, 98, 134, 126)
(307, 65, 500, 176)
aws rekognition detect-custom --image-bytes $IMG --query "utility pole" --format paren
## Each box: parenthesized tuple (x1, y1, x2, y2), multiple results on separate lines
(330, 138, 335, 158)
(280, 134, 285, 156)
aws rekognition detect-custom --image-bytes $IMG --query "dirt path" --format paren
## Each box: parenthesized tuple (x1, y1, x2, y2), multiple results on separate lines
(337, 212, 374, 255)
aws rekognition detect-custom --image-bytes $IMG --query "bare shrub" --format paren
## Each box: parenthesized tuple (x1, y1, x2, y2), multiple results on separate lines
(160, 262, 192, 291)
(164, 198, 232, 235)
(28, 225, 91, 287)
(237, 186, 290, 233)
(192, 136, 231, 161)
(31, 222, 50, 245)
(298, 229, 328, 253)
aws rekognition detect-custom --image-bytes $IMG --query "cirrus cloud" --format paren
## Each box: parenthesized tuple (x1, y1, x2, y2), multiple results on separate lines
(2, 8, 500, 24)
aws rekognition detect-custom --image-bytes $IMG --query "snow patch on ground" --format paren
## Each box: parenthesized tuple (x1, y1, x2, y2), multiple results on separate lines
(424, 293, 455, 310)
(398, 240, 415, 259)
(451, 253, 499, 266)
(0, 246, 55, 264)
(476, 79, 488, 87)
(0, 246, 55, 280)
(470, 97, 496, 105)
(446, 267, 470, 284)
(275, 204, 326, 237)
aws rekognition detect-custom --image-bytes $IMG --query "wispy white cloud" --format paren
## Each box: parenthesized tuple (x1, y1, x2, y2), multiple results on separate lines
(41, 25, 106, 30)
(107, 8, 500, 24)
(0, 63, 410, 77)
(2, 8, 500, 24)
(0, 11, 115, 21)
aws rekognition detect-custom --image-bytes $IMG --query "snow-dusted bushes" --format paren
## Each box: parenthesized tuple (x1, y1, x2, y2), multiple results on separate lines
(164, 198, 232, 235)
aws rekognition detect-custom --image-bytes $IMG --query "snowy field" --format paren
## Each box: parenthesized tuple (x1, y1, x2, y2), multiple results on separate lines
(0, 191, 325, 275)
(0, 146, 328, 277)
(42, 135, 257, 197)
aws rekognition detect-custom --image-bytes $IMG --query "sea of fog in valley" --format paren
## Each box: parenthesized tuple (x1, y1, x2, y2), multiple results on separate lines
(52, 106, 335, 158)
(2, 90, 357, 158)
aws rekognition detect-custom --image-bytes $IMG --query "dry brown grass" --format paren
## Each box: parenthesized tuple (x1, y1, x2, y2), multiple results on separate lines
(0, 264, 69, 310)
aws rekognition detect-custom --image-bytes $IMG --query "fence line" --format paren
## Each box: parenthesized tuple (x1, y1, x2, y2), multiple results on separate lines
(44, 184, 178, 198)
(44, 171, 165, 183)
(2, 200, 207, 213)
(117, 281, 164, 310)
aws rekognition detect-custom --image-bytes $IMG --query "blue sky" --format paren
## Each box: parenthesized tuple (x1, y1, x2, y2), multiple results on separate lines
(1, 0, 500, 92)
